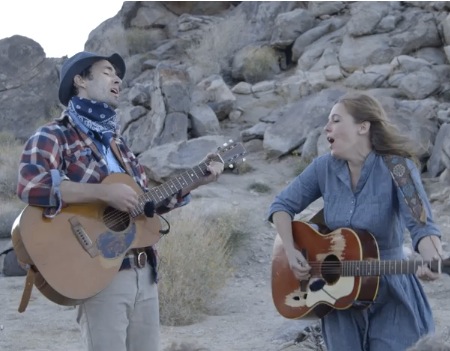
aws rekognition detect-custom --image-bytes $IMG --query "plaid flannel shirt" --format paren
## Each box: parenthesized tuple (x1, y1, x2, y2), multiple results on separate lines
(17, 113, 189, 217)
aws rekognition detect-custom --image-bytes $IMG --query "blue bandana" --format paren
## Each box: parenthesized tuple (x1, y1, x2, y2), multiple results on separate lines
(67, 96, 118, 145)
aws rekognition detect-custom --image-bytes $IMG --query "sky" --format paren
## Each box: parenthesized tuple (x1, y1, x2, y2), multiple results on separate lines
(0, 1, 125, 58)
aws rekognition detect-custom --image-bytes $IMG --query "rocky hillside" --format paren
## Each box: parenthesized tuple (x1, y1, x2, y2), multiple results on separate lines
(0, 0, 449, 210)
(2, 3, 450, 350)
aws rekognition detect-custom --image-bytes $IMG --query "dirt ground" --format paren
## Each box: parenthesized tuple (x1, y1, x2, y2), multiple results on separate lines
(1, 149, 450, 351)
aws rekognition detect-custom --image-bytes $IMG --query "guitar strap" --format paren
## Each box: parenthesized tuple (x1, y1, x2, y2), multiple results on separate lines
(109, 138, 135, 177)
(18, 268, 36, 313)
(310, 155, 426, 225)
(382, 155, 426, 224)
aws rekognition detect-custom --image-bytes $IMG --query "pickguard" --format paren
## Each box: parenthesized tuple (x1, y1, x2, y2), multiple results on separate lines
(285, 277, 355, 308)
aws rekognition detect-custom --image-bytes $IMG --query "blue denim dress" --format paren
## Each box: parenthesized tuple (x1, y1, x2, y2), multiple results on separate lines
(268, 152, 440, 351)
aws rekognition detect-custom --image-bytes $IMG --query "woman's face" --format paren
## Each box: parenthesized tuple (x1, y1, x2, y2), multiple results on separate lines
(324, 103, 369, 160)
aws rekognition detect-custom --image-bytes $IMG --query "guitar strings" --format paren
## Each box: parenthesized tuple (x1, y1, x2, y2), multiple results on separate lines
(100, 145, 248, 226)
(100, 164, 211, 227)
(297, 261, 429, 275)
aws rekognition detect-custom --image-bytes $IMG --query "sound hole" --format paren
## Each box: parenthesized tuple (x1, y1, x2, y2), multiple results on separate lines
(322, 254, 341, 284)
(103, 207, 130, 232)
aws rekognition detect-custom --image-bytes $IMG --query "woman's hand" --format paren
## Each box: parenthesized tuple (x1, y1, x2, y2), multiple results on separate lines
(416, 255, 441, 281)
(285, 246, 311, 281)
(417, 236, 443, 281)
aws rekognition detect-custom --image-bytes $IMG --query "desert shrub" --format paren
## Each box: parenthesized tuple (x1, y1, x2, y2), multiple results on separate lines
(0, 133, 23, 199)
(157, 203, 246, 326)
(233, 160, 254, 174)
(248, 182, 271, 194)
(241, 46, 281, 84)
(294, 155, 314, 176)
(0, 200, 24, 239)
(126, 28, 167, 55)
(165, 342, 208, 351)
(186, 13, 254, 81)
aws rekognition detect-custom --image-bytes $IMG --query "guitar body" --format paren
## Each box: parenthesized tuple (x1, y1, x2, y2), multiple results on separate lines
(12, 173, 161, 302)
(271, 221, 380, 319)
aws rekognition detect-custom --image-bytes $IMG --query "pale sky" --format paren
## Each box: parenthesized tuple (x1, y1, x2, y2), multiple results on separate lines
(0, 1, 125, 58)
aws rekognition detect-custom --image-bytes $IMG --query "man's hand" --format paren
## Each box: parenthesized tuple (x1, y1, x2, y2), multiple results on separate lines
(102, 183, 139, 212)
(61, 180, 138, 212)
(201, 153, 224, 185)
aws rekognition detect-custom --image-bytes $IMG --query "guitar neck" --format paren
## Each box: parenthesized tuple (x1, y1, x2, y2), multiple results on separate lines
(129, 162, 209, 218)
(340, 259, 438, 276)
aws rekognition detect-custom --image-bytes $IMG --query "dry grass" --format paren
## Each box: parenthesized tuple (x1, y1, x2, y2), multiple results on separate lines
(0, 133, 25, 238)
(0, 200, 24, 238)
(157, 202, 246, 326)
(0, 133, 23, 200)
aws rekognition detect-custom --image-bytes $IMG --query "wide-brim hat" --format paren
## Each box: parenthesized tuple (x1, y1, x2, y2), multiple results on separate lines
(58, 51, 126, 106)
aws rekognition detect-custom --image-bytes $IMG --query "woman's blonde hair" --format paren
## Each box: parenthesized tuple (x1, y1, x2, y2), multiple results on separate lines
(336, 93, 417, 160)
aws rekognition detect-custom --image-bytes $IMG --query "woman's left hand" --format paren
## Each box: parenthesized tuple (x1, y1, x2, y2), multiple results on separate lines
(416, 256, 441, 281)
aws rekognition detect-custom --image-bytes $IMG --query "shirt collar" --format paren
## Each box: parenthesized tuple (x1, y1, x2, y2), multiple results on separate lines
(330, 151, 377, 192)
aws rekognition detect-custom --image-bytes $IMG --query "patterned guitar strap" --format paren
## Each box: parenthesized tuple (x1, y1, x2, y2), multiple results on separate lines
(382, 155, 427, 224)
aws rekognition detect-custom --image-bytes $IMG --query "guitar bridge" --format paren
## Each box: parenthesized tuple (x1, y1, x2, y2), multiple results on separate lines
(69, 217, 98, 258)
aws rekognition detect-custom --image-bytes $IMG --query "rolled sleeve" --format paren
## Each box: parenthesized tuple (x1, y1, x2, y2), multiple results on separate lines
(17, 127, 66, 216)
(268, 159, 322, 223)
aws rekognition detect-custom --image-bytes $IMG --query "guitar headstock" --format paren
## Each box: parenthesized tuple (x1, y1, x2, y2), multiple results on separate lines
(216, 140, 247, 169)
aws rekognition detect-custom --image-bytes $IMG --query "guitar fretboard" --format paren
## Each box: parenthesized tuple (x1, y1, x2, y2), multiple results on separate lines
(339, 259, 437, 276)
(129, 162, 209, 218)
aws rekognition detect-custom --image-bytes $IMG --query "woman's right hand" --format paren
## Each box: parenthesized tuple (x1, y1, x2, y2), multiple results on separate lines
(285, 246, 311, 281)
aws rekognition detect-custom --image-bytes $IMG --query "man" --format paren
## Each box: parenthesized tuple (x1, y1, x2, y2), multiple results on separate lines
(16, 51, 224, 351)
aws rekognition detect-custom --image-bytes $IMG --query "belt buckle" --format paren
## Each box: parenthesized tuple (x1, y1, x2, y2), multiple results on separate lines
(136, 251, 147, 268)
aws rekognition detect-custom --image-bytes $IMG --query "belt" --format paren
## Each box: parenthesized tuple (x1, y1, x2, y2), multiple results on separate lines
(120, 249, 147, 270)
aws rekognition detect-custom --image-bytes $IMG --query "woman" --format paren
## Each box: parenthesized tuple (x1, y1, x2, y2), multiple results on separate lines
(268, 93, 443, 351)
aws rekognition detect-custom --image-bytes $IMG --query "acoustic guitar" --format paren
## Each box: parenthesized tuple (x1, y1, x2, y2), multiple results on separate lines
(271, 221, 449, 320)
(12, 142, 246, 306)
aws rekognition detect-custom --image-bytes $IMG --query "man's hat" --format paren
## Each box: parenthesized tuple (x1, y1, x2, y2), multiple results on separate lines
(58, 51, 126, 106)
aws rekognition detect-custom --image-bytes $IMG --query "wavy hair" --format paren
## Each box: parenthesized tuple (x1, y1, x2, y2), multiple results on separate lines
(336, 93, 417, 161)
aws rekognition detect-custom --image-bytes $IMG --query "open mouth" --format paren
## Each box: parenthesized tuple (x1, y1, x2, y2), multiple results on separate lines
(111, 88, 119, 96)
(327, 137, 335, 144)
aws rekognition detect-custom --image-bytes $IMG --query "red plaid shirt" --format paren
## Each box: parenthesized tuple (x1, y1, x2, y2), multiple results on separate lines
(17, 113, 188, 217)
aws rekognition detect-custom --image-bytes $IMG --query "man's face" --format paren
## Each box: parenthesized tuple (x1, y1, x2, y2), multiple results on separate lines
(75, 59, 122, 108)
